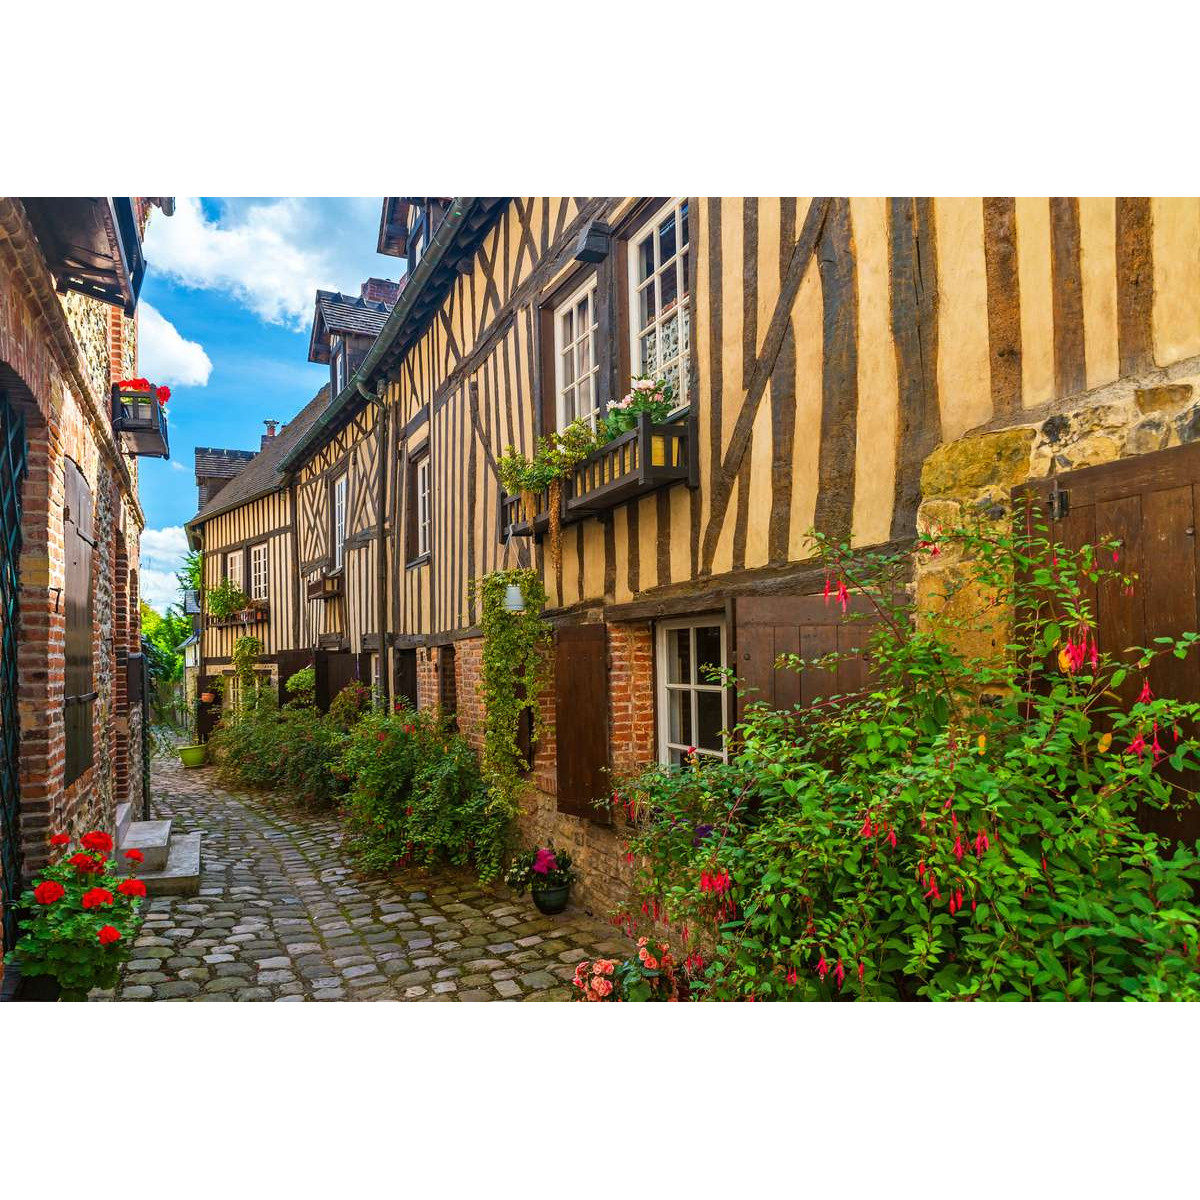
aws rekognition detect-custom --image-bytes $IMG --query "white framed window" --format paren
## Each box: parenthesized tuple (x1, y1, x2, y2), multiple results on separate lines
(225, 550, 243, 590)
(332, 336, 346, 394)
(333, 474, 347, 570)
(629, 199, 690, 410)
(416, 456, 431, 558)
(656, 615, 727, 765)
(553, 278, 600, 430)
(250, 542, 268, 600)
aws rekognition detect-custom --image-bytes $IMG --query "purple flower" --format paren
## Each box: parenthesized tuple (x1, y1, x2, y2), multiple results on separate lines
(692, 824, 714, 847)
(532, 848, 558, 875)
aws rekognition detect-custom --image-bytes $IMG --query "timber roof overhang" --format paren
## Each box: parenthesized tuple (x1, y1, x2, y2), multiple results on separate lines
(185, 384, 331, 549)
(282, 197, 509, 474)
(307, 290, 394, 365)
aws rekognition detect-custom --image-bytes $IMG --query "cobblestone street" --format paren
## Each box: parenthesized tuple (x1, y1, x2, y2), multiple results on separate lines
(106, 757, 625, 1001)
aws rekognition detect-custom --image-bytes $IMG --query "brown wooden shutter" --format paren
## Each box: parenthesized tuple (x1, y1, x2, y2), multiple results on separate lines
(404, 454, 419, 563)
(1014, 442, 1200, 844)
(537, 303, 556, 437)
(554, 623, 610, 822)
(63, 459, 95, 786)
(734, 594, 877, 721)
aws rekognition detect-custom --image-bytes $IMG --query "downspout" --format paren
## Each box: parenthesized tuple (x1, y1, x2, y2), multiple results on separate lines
(361, 378, 392, 708)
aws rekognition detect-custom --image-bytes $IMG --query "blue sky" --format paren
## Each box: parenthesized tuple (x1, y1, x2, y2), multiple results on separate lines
(135, 197, 402, 611)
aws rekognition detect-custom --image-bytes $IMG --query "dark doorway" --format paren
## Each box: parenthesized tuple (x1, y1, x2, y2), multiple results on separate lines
(394, 648, 418, 710)
(315, 650, 370, 712)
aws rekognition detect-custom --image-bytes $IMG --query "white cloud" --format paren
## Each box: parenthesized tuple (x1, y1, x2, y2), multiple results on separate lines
(139, 525, 190, 613)
(139, 303, 212, 387)
(143, 197, 386, 331)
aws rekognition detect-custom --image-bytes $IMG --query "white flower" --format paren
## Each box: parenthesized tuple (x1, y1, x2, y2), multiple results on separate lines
(633, 378, 655, 391)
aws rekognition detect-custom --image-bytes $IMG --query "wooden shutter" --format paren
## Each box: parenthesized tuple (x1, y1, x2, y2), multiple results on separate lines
(404, 454, 419, 563)
(733, 594, 877, 720)
(554, 623, 610, 822)
(1014, 442, 1200, 844)
(63, 459, 95, 786)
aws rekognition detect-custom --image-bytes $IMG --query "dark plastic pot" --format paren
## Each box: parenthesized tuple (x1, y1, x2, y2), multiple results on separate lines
(18, 973, 61, 1002)
(532, 884, 570, 915)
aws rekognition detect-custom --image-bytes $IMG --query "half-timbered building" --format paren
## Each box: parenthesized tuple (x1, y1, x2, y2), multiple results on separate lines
(267, 197, 1200, 914)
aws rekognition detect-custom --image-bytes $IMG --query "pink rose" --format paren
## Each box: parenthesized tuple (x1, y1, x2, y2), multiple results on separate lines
(591, 977, 613, 998)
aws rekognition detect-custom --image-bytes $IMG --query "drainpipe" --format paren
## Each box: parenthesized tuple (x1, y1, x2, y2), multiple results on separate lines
(360, 379, 392, 708)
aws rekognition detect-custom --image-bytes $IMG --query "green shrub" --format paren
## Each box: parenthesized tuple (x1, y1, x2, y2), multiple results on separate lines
(337, 706, 507, 880)
(209, 691, 348, 808)
(615, 521, 1200, 1001)
(206, 577, 249, 619)
(328, 680, 373, 729)
(284, 664, 316, 707)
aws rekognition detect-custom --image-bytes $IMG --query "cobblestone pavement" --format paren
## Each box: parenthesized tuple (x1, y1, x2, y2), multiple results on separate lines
(105, 757, 625, 1002)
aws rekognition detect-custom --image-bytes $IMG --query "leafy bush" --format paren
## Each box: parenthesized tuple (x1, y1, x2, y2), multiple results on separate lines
(615, 520, 1200, 1001)
(284, 665, 316, 708)
(209, 691, 348, 808)
(328, 680, 373, 729)
(206, 577, 249, 619)
(337, 706, 507, 880)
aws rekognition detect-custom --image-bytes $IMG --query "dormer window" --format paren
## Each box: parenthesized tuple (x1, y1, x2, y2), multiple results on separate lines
(332, 336, 346, 394)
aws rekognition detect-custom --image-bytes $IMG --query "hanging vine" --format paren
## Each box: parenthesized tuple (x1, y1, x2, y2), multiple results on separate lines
(232, 635, 263, 711)
(472, 568, 551, 819)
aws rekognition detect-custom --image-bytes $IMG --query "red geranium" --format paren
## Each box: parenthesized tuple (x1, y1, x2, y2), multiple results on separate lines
(117, 878, 146, 899)
(49, 832, 70, 846)
(33, 880, 65, 905)
(124, 848, 144, 863)
(81, 831, 113, 854)
(68, 852, 102, 873)
(156, 385, 170, 405)
(81, 887, 114, 909)
(97, 925, 121, 945)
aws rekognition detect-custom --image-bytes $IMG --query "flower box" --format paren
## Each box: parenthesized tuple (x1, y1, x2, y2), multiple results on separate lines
(111, 384, 170, 459)
(206, 603, 268, 629)
(497, 488, 554, 540)
(306, 573, 343, 600)
(565, 412, 690, 515)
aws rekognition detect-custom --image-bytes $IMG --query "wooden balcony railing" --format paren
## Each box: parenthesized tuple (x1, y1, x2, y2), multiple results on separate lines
(306, 573, 343, 601)
(566, 414, 690, 515)
(205, 602, 268, 629)
(112, 386, 169, 459)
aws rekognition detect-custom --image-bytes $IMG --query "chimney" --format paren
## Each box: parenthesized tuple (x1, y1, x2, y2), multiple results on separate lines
(262, 419, 278, 450)
(361, 277, 401, 306)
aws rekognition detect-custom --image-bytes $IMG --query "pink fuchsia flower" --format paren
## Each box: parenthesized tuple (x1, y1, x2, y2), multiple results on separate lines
(531, 848, 558, 875)
(786, 968, 798, 986)
(833, 959, 846, 990)
(857, 961, 865, 983)
(1138, 679, 1154, 705)
(1127, 733, 1148, 760)
(953, 835, 964, 862)
(974, 830, 990, 856)
(816, 952, 829, 981)
(836, 580, 850, 613)
(923, 876, 941, 902)
(859, 813, 874, 838)
(886, 826, 897, 849)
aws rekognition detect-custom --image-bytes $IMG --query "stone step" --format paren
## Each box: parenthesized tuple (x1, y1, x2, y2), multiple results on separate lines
(115, 802, 133, 848)
(139, 832, 202, 898)
(119, 819, 172, 873)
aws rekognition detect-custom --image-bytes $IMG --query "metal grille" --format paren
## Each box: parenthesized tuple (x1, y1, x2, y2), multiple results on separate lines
(0, 391, 27, 952)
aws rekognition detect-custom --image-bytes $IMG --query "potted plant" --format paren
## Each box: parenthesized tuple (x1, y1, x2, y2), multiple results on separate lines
(504, 844, 576, 914)
(177, 694, 208, 767)
(599, 375, 675, 441)
(4, 830, 146, 1000)
(497, 419, 597, 569)
(199, 676, 223, 706)
(207, 577, 250, 621)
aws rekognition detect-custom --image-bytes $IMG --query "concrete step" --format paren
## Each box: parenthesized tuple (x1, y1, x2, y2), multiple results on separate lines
(115, 802, 133, 849)
(139, 832, 202, 898)
(119, 819, 172, 873)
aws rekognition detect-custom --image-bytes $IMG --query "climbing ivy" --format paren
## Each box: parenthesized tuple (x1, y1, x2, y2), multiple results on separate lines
(472, 568, 551, 819)
(232, 635, 263, 710)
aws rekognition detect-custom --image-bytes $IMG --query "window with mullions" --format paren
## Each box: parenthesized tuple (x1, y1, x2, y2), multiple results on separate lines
(554, 278, 600, 431)
(416, 456, 431, 558)
(656, 616, 727, 765)
(332, 474, 347, 570)
(250, 542, 268, 600)
(629, 199, 690, 410)
(225, 549, 243, 590)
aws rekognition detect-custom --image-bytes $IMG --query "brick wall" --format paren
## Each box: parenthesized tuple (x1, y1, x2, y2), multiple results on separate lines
(416, 645, 439, 711)
(454, 623, 657, 919)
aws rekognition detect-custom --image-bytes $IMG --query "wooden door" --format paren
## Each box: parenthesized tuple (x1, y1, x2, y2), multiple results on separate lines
(554, 624, 610, 823)
(316, 650, 366, 711)
(733, 594, 878, 720)
(1015, 442, 1200, 843)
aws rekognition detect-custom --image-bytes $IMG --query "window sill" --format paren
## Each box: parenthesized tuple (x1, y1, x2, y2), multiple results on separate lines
(405, 552, 431, 570)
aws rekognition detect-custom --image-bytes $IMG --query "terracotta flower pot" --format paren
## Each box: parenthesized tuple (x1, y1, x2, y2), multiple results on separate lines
(200, 691, 215, 703)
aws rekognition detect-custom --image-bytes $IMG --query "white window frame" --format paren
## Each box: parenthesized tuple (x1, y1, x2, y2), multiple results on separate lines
(249, 542, 268, 601)
(333, 474, 347, 571)
(628, 198, 691, 414)
(225, 550, 243, 591)
(553, 277, 600, 431)
(332, 336, 346, 394)
(656, 615, 728, 765)
(416, 456, 431, 558)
